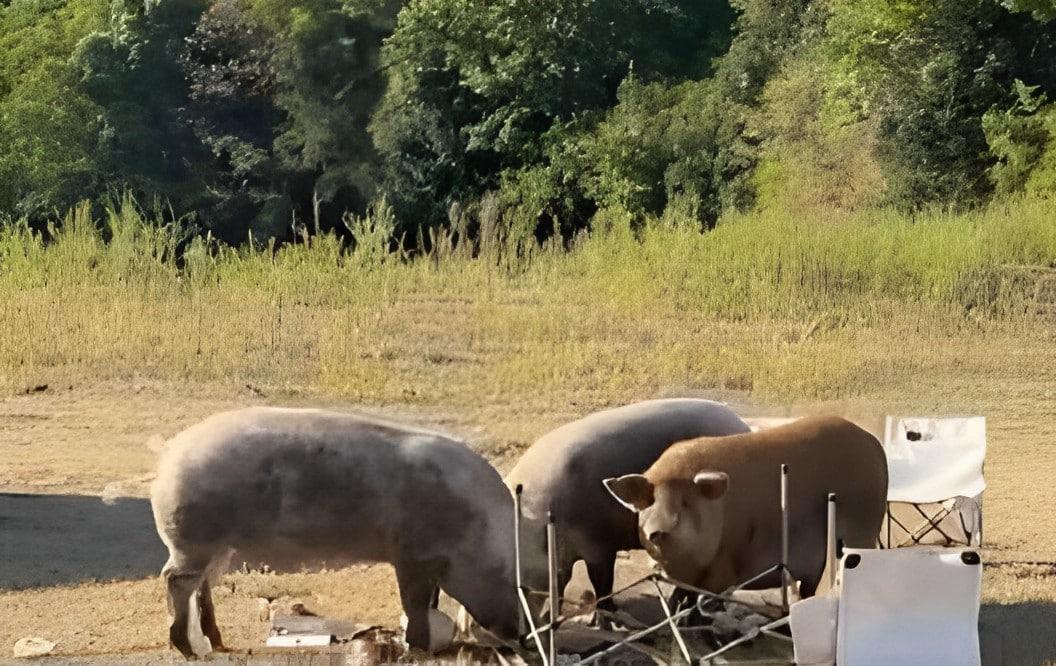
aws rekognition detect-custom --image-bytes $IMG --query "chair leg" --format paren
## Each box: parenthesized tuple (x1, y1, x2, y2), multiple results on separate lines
(887, 511, 916, 547)
(890, 503, 960, 548)
(953, 497, 984, 547)
(910, 503, 959, 546)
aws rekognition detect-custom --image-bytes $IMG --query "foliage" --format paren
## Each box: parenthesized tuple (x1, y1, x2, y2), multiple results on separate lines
(0, 0, 109, 217)
(178, 0, 397, 241)
(751, 53, 887, 216)
(2, 0, 1056, 239)
(580, 76, 753, 225)
(1002, 0, 1056, 21)
(73, 0, 216, 212)
(824, 0, 1056, 207)
(574, 0, 823, 227)
(371, 0, 734, 232)
(984, 81, 1056, 197)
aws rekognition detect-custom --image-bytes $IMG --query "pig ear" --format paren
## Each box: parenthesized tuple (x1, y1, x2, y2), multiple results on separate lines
(693, 471, 729, 500)
(603, 475, 654, 512)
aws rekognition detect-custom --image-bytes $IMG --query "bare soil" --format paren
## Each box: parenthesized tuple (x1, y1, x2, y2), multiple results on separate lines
(1, 378, 1055, 663)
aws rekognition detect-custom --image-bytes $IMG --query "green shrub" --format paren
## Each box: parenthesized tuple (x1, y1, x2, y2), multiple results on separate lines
(984, 81, 1056, 197)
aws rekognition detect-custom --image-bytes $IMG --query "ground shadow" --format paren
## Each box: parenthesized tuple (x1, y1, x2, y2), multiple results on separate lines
(980, 601, 1056, 665)
(0, 493, 167, 590)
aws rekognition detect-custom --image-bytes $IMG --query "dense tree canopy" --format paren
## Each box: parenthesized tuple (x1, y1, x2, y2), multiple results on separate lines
(0, 0, 1054, 242)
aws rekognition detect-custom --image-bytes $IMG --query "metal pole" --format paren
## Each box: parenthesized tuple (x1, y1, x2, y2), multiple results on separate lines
(514, 485, 548, 665)
(517, 589, 548, 665)
(547, 510, 558, 666)
(652, 579, 692, 664)
(827, 493, 837, 591)
(780, 463, 790, 614)
(700, 616, 791, 663)
(886, 505, 892, 549)
(578, 603, 699, 665)
(514, 485, 524, 589)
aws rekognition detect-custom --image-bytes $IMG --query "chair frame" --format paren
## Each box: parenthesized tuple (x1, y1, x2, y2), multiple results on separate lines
(883, 498, 982, 549)
(513, 465, 806, 665)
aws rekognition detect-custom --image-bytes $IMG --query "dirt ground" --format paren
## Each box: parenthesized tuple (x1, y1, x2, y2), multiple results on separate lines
(1, 378, 1056, 664)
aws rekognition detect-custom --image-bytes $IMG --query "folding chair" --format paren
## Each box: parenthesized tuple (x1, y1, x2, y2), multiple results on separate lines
(882, 416, 986, 547)
(791, 546, 983, 666)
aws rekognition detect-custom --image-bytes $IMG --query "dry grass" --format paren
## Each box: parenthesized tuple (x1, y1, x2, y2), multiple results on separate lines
(2, 196, 1054, 405)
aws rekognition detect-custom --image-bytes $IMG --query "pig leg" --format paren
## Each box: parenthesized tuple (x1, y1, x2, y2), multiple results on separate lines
(198, 578, 225, 651)
(396, 559, 444, 651)
(163, 556, 210, 659)
(586, 555, 617, 611)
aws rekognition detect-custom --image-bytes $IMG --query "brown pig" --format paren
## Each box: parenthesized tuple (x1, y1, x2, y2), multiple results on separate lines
(604, 415, 887, 596)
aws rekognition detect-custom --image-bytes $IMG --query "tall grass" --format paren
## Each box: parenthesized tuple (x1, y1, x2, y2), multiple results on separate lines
(1, 197, 1053, 404)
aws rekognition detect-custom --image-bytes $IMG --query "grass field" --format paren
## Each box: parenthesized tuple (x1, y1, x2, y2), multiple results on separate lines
(1, 198, 1055, 662)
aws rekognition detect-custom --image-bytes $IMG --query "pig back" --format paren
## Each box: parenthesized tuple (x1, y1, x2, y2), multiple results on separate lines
(714, 416, 888, 536)
(153, 407, 510, 569)
(651, 415, 888, 588)
(507, 399, 750, 551)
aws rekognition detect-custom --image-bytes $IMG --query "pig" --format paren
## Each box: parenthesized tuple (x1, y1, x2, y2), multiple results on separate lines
(504, 399, 751, 611)
(604, 415, 888, 596)
(150, 407, 521, 658)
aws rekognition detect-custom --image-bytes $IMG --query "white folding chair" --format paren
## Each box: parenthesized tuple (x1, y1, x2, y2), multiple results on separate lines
(790, 547, 983, 666)
(882, 416, 986, 547)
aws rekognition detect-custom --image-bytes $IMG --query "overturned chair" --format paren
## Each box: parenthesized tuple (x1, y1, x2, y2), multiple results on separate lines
(791, 546, 983, 666)
(883, 416, 987, 548)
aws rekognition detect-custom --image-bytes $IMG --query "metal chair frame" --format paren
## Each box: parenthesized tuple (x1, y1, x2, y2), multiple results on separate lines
(512, 465, 824, 665)
(883, 497, 982, 549)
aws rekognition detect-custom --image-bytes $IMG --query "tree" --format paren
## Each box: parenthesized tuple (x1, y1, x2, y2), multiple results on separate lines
(73, 0, 216, 214)
(1003, 0, 1056, 21)
(0, 0, 109, 217)
(983, 80, 1056, 196)
(372, 0, 734, 233)
(579, 0, 818, 224)
(824, 0, 1056, 206)
(247, 0, 398, 235)
(581, 76, 752, 224)
(69, 0, 396, 241)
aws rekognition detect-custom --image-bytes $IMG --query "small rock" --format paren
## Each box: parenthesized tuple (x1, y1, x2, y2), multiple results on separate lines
(269, 598, 316, 620)
(399, 609, 455, 652)
(13, 637, 56, 658)
(100, 482, 126, 506)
